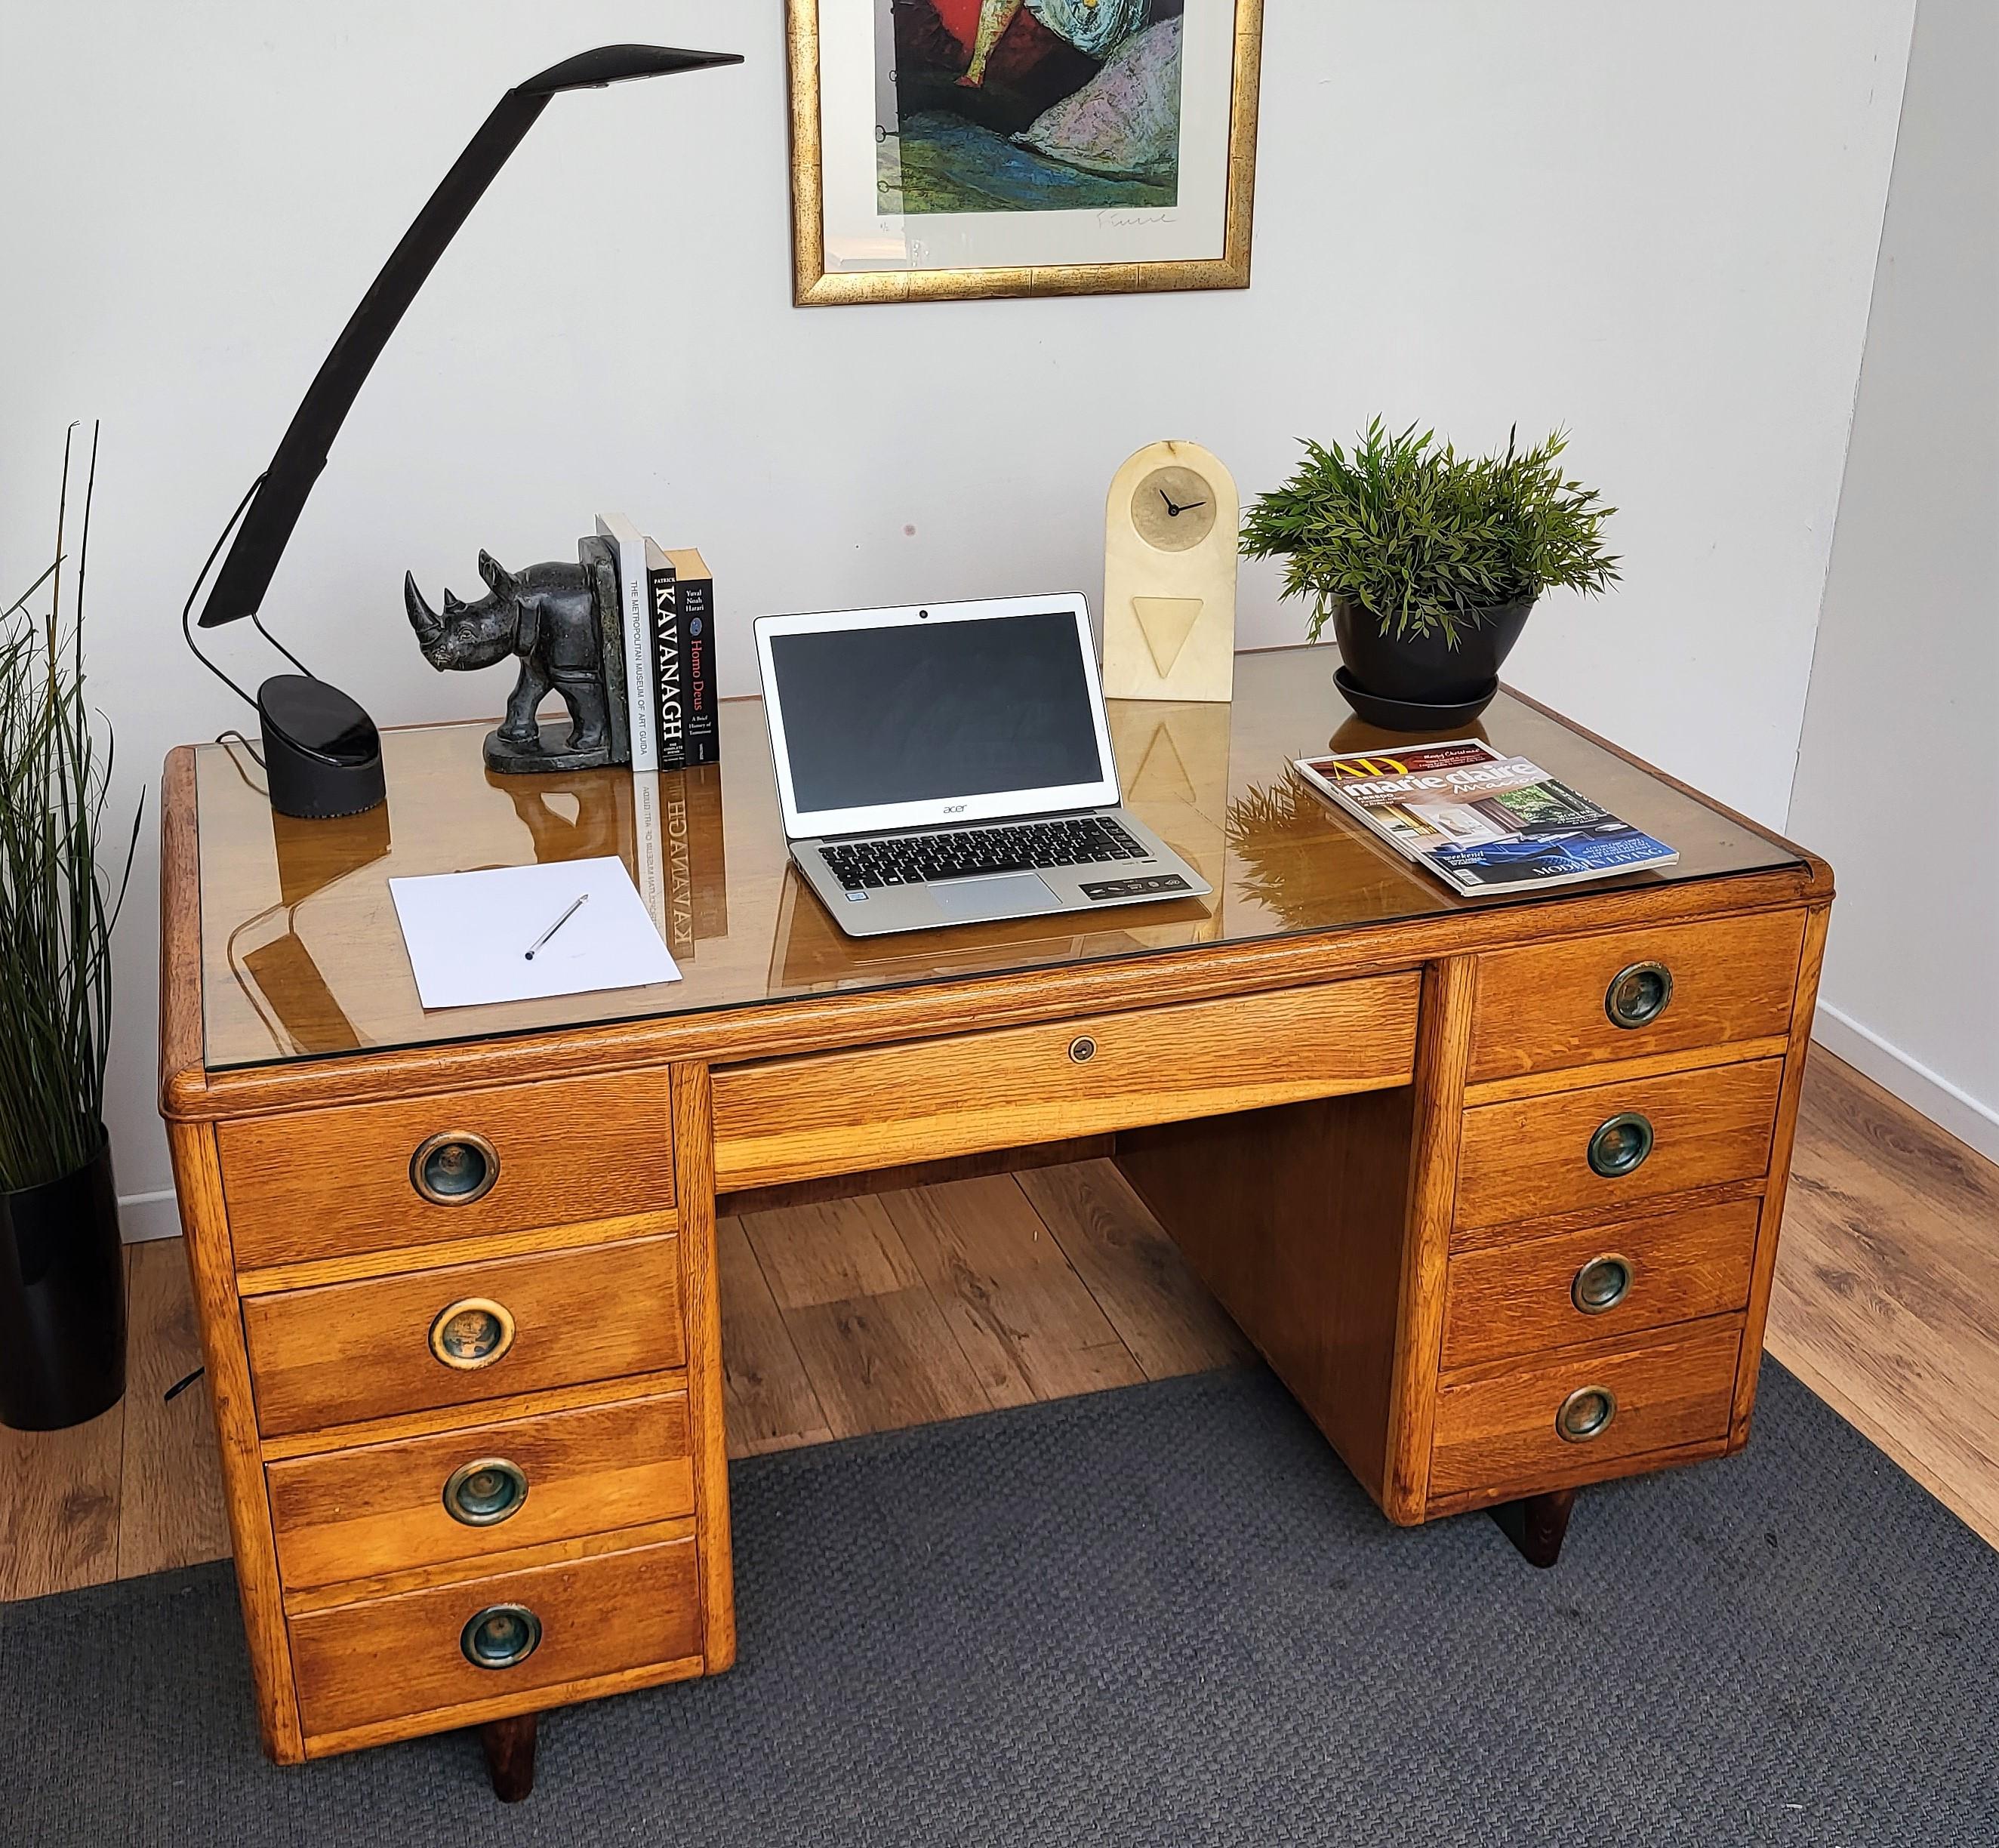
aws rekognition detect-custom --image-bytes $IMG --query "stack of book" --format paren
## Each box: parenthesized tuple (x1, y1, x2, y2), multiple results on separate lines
(593, 511, 720, 773)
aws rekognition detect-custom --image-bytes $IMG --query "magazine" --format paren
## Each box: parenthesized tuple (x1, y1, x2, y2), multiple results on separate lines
(1291, 740, 1678, 895)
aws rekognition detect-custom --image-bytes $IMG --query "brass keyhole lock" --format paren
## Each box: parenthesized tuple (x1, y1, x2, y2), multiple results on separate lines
(1068, 1036, 1098, 1064)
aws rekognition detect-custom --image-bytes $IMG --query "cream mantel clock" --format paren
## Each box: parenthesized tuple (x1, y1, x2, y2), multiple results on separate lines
(1103, 440, 1240, 704)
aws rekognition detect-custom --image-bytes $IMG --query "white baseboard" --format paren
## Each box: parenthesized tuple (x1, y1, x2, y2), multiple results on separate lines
(117, 1188, 183, 1243)
(1812, 1002, 1999, 1165)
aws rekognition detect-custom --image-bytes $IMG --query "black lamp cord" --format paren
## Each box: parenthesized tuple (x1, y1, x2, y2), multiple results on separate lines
(180, 472, 325, 710)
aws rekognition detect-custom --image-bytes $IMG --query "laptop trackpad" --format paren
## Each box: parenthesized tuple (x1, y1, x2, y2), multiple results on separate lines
(930, 871, 1060, 922)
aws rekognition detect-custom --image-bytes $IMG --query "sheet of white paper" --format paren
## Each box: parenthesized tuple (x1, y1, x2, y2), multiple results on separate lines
(389, 856, 681, 1010)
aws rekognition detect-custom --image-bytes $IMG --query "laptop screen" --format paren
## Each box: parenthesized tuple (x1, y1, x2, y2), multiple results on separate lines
(765, 609, 1108, 818)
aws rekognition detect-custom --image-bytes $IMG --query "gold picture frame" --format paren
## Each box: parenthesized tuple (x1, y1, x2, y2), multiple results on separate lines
(787, 0, 1264, 307)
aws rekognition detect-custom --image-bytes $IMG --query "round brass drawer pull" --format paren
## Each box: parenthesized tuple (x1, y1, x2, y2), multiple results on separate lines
(1556, 1384, 1619, 1443)
(1605, 961, 1674, 1030)
(429, 1297, 516, 1370)
(1572, 1254, 1634, 1315)
(1068, 1036, 1098, 1064)
(460, 1603, 542, 1671)
(410, 1130, 499, 1206)
(1587, 1111, 1655, 1178)
(442, 1456, 529, 1527)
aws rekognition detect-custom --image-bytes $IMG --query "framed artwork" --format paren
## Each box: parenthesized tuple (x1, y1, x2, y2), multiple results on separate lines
(787, 0, 1264, 306)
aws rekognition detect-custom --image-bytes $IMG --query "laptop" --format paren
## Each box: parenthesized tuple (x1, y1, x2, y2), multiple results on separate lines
(753, 594, 1213, 938)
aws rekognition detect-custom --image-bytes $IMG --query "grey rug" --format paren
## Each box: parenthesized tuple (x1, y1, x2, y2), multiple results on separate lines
(3, 1360, 1995, 1847)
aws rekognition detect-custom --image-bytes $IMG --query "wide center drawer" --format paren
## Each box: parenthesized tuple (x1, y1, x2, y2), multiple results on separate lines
(711, 973, 1422, 1192)
(267, 1389, 695, 1591)
(243, 1237, 685, 1437)
(1454, 1058, 1784, 1232)
(218, 1068, 677, 1270)
(291, 1531, 701, 1746)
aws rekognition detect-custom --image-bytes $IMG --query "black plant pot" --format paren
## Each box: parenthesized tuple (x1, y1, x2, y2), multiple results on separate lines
(1331, 595, 1537, 708)
(0, 1129, 128, 1431)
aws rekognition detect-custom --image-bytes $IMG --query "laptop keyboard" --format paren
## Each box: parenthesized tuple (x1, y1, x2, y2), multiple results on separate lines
(820, 816, 1148, 892)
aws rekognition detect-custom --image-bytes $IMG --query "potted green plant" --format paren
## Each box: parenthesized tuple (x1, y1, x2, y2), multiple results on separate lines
(1, 427, 141, 1431)
(1240, 419, 1619, 728)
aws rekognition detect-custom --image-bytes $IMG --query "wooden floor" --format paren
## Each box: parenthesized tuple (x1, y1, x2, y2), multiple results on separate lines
(3, 1049, 1993, 1602)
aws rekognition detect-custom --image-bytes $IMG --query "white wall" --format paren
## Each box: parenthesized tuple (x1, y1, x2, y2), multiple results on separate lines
(1788, 0, 1999, 1160)
(0, 1, 1912, 1229)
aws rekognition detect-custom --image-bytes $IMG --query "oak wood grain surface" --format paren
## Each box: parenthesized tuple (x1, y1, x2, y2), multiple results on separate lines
(11, 1056, 1994, 1609)
(118, 1239, 233, 1577)
(714, 1217, 834, 1457)
(710, 974, 1421, 1192)
(1384, 958, 1479, 1520)
(1729, 905, 1831, 1440)
(1440, 1200, 1759, 1372)
(289, 1530, 701, 1742)
(217, 1068, 676, 1269)
(165, 1118, 306, 1759)
(670, 1062, 737, 1673)
(254, 1369, 690, 1464)
(266, 1391, 694, 1591)
(879, 1175, 1145, 1408)
(1118, 1084, 1415, 1513)
(242, 1236, 685, 1437)
(1455, 1058, 1785, 1231)
(1766, 1054, 1999, 1547)
(1466, 910, 1806, 1083)
(1012, 1163, 1255, 1379)
(1428, 1316, 1743, 1501)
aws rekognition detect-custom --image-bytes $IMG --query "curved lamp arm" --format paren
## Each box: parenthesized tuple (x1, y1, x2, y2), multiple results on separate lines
(196, 43, 741, 632)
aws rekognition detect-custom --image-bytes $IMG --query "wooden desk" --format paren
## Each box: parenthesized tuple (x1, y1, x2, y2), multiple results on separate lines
(158, 648, 1830, 1798)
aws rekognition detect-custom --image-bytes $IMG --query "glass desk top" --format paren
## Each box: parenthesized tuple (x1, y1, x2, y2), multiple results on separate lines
(193, 646, 1805, 1073)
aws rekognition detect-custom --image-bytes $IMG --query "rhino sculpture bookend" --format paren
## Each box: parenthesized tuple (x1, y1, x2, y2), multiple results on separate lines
(403, 535, 633, 775)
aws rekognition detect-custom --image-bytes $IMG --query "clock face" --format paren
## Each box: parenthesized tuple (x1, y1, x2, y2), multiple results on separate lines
(1130, 465, 1219, 553)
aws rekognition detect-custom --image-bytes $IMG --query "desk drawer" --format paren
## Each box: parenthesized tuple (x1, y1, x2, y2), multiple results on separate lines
(711, 974, 1421, 1192)
(244, 1237, 685, 1437)
(1428, 1318, 1742, 1502)
(1467, 911, 1804, 1083)
(1440, 1200, 1759, 1371)
(267, 1390, 695, 1591)
(1455, 1058, 1783, 1233)
(219, 1069, 676, 1270)
(292, 1532, 701, 1746)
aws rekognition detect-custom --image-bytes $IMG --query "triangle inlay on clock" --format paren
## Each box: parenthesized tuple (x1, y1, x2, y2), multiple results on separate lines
(1133, 597, 1204, 676)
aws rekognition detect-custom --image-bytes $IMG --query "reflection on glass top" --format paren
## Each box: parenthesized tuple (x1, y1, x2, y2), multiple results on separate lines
(193, 647, 1805, 1072)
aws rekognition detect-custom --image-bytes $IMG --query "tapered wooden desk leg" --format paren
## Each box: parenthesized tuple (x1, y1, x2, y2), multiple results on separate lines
(1491, 1489, 1577, 1569)
(479, 1712, 538, 1801)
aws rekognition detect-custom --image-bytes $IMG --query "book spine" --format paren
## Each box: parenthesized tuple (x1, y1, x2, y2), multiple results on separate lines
(676, 572, 720, 765)
(648, 560, 687, 772)
(596, 517, 657, 774)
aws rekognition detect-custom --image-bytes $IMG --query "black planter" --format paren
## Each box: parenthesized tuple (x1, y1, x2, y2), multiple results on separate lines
(0, 1129, 128, 1431)
(1331, 594, 1537, 707)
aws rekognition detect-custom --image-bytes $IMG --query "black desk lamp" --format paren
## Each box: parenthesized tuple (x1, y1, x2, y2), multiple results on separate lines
(183, 44, 742, 818)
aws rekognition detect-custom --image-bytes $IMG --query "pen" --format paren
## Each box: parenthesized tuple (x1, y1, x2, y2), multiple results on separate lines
(523, 892, 589, 961)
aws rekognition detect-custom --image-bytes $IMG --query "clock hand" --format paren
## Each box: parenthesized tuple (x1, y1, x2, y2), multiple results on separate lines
(1160, 488, 1184, 516)
(1179, 500, 1208, 513)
